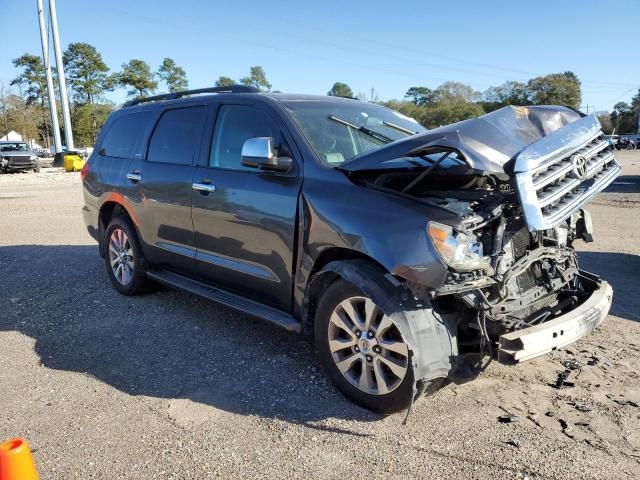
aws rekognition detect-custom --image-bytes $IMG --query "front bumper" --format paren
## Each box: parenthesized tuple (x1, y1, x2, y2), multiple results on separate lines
(1, 158, 37, 171)
(497, 277, 612, 363)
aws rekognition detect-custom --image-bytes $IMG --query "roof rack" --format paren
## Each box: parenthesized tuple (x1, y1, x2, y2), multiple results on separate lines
(122, 85, 260, 107)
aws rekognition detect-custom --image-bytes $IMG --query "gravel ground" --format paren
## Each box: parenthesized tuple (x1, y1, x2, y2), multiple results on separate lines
(1, 153, 639, 479)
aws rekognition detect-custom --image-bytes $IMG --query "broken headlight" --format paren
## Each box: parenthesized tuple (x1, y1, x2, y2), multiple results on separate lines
(427, 221, 490, 271)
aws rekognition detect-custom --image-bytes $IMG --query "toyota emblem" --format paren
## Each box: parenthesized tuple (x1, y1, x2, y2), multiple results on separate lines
(571, 154, 588, 180)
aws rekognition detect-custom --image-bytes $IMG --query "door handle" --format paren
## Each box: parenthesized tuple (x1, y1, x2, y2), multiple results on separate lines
(126, 172, 142, 183)
(192, 182, 216, 194)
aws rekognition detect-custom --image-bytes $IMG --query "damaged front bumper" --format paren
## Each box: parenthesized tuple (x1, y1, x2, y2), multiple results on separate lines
(497, 273, 612, 363)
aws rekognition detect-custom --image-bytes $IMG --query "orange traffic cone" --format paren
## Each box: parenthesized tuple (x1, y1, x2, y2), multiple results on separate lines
(0, 438, 38, 480)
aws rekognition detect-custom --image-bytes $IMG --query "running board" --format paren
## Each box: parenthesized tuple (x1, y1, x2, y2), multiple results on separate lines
(146, 269, 302, 333)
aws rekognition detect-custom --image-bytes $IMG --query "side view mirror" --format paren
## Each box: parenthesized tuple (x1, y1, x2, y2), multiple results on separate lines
(241, 137, 292, 172)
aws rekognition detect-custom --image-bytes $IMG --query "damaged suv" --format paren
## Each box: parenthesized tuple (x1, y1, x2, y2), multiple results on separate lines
(82, 86, 619, 413)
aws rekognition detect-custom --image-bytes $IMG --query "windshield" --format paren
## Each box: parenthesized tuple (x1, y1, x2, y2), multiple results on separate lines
(284, 100, 425, 166)
(0, 143, 31, 152)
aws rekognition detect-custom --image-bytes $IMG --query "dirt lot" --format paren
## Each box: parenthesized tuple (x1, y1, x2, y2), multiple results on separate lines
(1, 152, 639, 479)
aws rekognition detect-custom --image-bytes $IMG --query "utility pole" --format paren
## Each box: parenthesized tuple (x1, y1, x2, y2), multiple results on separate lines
(36, 0, 61, 153)
(48, 0, 74, 151)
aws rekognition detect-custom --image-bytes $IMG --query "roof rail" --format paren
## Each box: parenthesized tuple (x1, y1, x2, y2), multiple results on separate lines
(122, 85, 260, 107)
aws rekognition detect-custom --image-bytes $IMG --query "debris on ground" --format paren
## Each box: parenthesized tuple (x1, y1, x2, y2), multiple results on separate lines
(574, 402, 593, 412)
(498, 414, 520, 423)
(554, 369, 575, 389)
(506, 438, 521, 448)
(587, 356, 600, 366)
(561, 358, 582, 370)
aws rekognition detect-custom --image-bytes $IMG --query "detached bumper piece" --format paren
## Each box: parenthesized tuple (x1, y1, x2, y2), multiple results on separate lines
(498, 279, 612, 363)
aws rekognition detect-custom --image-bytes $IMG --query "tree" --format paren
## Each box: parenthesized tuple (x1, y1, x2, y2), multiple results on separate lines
(116, 59, 157, 99)
(239, 66, 271, 91)
(63, 43, 113, 104)
(157, 57, 188, 92)
(596, 111, 614, 134)
(215, 76, 236, 87)
(610, 91, 640, 134)
(0, 83, 10, 138)
(431, 82, 481, 104)
(357, 88, 380, 103)
(11, 53, 52, 147)
(63, 42, 114, 143)
(482, 81, 528, 111)
(405, 86, 433, 106)
(526, 71, 581, 108)
(71, 103, 113, 146)
(327, 82, 354, 98)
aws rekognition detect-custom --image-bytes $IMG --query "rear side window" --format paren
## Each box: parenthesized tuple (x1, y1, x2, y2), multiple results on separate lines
(147, 106, 206, 165)
(210, 105, 281, 171)
(100, 111, 152, 159)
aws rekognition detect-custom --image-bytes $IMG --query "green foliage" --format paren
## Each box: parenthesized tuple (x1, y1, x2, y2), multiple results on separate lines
(157, 58, 188, 92)
(71, 103, 114, 146)
(610, 91, 640, 133)
(481, 80, 528, 110)
(526, 71, 581, 108)
(596, 111, 614, 134)
(327, 82, 354, 98)
(116, 59, 158, 99)
(215, 76, 236, 87)
(63, 42, 113, 104)
(239, 66, 271, 91)
(405, 87, 433, 106)
(11, 54, 48, 105)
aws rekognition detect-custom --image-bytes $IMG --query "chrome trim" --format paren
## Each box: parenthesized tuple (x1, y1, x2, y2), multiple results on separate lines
(514, 114, 621, 231)
(195, 250, 279, 282)
(192, 183, 216, 193)
(126, 172, 142, 182)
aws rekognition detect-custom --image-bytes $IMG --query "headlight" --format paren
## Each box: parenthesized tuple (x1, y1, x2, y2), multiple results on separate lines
(427, 221, 491, 271)
(30, 155, 38, 161)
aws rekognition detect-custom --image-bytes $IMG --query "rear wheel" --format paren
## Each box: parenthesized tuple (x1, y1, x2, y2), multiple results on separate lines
(315, 279, 414, 414)
(104, 216, 150, 295)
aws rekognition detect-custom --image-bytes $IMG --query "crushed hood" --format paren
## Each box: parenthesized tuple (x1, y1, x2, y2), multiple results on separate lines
(340, 105, 584, 173)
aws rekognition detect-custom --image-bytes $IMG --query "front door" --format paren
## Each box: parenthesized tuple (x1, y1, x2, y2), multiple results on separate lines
(126, 104, 208, 274)
(192, 103, 302, 311)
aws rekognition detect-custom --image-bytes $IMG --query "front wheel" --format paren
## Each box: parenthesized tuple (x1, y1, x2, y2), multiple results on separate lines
(315, 279, 415, 414)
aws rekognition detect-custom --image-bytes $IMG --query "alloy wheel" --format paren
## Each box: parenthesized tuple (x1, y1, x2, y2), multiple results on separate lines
(108, 228, 134, 285)
(327, 296, 409, 395)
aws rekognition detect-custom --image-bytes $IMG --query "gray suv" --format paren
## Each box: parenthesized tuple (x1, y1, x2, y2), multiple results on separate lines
(82, 85, 620, 413)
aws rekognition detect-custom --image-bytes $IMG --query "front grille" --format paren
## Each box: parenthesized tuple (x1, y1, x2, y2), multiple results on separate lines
(515, 116, 621, 231)
(7, 156, 32, 165)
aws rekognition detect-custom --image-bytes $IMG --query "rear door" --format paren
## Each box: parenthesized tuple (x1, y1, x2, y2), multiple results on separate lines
(191, 102, 302, 311)
(126, 103, 208, 274)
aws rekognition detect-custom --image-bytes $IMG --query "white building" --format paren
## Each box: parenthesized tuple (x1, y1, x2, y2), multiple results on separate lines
(0, 130, 43, 149)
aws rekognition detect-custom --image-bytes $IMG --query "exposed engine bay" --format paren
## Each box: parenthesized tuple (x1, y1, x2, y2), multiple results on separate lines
(350, 160, 600, 347)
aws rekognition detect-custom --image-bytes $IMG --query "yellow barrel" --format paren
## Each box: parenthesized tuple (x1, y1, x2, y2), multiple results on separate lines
(63, 154, 85, 172)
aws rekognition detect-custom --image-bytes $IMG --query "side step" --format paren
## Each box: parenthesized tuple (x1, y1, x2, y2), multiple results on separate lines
(146, 269, 302, 333)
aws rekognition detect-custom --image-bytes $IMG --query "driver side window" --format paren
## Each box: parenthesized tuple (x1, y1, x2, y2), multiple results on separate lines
(210, 105, 281, 171)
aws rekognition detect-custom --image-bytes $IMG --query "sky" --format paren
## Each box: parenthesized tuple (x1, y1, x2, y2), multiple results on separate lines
(1, 0, 639, 112)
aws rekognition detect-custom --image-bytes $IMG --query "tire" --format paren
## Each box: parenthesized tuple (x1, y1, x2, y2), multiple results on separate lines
(103, 216, 151, 295)
(314, 279, 415, 414)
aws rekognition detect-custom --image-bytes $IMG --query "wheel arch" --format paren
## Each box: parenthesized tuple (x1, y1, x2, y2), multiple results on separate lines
(98, 200, 139, 258)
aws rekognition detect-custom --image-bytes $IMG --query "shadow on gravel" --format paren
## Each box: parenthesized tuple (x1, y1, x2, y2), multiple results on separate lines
(0, 245, 380, 432)
(578, 251, 640, 322)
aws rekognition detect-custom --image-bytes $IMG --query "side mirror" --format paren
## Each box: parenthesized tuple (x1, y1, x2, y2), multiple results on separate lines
(241, 137, 292, 172)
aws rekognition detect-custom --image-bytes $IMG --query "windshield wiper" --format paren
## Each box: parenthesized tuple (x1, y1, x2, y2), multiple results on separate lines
(328, 115, 394, 144)
(382, 120, 418, 136)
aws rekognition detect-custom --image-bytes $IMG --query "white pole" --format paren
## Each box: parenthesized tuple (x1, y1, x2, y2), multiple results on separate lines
(36, 0, 61, 153)
(48, 0, 74, 150)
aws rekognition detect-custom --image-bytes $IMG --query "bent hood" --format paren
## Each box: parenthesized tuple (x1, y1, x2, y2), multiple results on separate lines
(340, 105, 585, 173)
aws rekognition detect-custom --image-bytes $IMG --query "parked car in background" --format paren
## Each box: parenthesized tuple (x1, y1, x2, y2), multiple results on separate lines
(82, 86, 620, 413)
(0, 141, 39, 172)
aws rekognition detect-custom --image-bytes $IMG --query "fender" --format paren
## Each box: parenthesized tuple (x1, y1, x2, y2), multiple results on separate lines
(308, 259, 458, 384)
